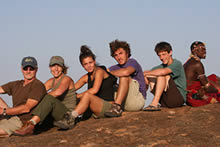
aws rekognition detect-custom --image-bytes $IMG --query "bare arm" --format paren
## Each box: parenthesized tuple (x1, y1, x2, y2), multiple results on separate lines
(48, 76, 72, 97)
(77, 68, 105, 98)
(144, 68, 172, 77)
(44, 78, 53, 91)
(0, 98, 39, 115)
(74, 74, 88, 91)
(110, 66, 135, 77)
(0, 87, 8, 108)
(0, 86, 5, 94)
(194, 62, 218, 93)
(0, 97, 8, 108)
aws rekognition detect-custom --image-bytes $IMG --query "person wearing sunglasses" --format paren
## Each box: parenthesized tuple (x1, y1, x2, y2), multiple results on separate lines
(13, 56, 77, 136)
(0, 56, 47, 137)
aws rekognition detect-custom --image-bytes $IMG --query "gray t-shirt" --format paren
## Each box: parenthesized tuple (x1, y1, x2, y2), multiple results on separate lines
(109, 58, 146, 98)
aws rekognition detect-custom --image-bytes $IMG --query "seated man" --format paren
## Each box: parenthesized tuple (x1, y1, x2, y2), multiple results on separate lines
(104, 39, 146, 117)
(184, 41, 220, 107)
(0, 56, 46, 137)
(144, 42, 186, 111)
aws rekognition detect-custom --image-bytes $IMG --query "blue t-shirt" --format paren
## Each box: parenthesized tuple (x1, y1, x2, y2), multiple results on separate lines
(109, 58, 146, 98)
(152, 59, 187, 101)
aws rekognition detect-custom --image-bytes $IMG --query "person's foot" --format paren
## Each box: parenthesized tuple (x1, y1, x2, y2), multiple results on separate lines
(143, 104, 161, 111)
(0, 134, 9, 138)
(104, 103, 123, 117)
(13, 121, 35, 136)
(53, 111, 75, 129)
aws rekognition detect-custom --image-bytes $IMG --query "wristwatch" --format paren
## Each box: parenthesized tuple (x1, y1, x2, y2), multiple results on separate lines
(2, 108, 7, 116)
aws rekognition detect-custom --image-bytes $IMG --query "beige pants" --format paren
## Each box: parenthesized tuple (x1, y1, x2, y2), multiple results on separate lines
(0, 116, 23, 136)
(123, 79, 145, 111)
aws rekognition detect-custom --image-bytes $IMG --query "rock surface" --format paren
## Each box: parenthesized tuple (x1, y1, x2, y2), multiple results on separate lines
(1, 104, 220, 147)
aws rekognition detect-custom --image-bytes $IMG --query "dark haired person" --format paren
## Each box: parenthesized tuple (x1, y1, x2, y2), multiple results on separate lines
(53, 45, 117, 129)
(13, 56, 77, 136)
(144, 42, 186, 111)
(0, 57, 46, 137)
(184, 41, 220, 107)
(104, 39, 146, 117)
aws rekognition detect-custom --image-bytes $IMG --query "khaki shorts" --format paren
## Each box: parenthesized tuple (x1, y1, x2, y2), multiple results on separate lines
(0, 116, 23, 136)
(93, 100, 112, 118)
(123, 79, 145, 111)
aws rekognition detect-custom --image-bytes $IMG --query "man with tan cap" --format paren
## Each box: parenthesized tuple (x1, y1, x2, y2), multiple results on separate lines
(0, 56, 46, 137)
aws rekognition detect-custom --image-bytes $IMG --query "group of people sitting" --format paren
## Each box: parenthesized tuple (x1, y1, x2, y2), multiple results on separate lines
(0, 40, 219, 137)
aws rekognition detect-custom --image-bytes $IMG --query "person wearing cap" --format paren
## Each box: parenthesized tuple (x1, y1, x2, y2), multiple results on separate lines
(13, 56, 77, 136)
(184, 41, 220, 107)
(0, 56, 46, 137)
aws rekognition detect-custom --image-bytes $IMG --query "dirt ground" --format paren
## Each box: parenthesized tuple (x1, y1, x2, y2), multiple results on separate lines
(0, 104, 220, 147)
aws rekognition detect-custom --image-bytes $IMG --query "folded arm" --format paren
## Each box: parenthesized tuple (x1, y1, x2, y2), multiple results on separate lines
(110, 66, 135, 77)
(144, 68, 172, 77)
(0, 98, 39, 115)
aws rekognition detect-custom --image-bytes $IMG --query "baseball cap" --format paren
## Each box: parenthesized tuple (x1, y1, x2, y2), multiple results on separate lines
(21, 56, 38, 68)
(49, 56, 64, 67)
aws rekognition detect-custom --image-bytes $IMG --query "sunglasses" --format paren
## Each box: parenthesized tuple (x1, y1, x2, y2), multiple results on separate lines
(23, 66, 35, 71)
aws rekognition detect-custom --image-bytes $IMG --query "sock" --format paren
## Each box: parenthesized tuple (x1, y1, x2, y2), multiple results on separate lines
(30, 119, 37, 125)
(71, 111, 79, 118)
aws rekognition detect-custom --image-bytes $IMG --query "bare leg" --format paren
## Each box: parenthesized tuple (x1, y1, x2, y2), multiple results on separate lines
(150, 75, 168, 106)
(30, 116, 41, 124)
(114, 77, 130, 105)
(0, 97, 8, 108)
(74, 92, 104, 116)
(0, 128, 9, 137)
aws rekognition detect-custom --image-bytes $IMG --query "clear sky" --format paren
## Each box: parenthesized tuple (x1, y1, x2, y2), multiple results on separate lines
(0, 0, 220, 106)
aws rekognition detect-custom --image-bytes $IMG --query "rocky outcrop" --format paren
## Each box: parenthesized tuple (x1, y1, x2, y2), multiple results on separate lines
(1, 104, 220, 146)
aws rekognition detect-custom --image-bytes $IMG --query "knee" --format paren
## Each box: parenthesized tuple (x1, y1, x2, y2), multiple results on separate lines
(157, 75, 166, 81)
(81, 92, 92, 101)
(119, 76, 130, 84)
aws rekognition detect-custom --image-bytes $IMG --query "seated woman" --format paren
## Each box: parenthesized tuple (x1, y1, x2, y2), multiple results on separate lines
(13, 56, 77, 135)
(54, 45, 117, 129)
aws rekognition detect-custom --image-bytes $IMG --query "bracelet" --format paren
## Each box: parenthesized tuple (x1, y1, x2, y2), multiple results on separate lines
(2, 108, 7, 116)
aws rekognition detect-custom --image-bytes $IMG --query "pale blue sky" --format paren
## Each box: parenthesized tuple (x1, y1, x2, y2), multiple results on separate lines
(0, 1, 219, 106)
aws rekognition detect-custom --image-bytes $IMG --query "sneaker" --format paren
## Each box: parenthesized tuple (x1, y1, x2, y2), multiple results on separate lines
(13, 121, 35, 136)
(104, 103, 123, 117)
(53, 111, 75, 129)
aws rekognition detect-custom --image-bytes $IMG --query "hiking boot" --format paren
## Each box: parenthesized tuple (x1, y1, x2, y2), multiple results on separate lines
(53, 111, 75, 129)
(13, 121, 35, 136)
(104, 103, 123, 117)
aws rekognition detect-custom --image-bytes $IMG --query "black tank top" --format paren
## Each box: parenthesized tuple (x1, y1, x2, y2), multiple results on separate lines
(88, 66, 117, 101)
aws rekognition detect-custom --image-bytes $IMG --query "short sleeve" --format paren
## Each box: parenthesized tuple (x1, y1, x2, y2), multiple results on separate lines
(1, 81, 17, 96)
(167, 60, 182, 78)
(28, 80, 46, 102)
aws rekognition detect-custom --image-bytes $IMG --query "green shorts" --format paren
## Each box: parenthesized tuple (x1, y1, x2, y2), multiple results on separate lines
(93, 100, 112, 118)
(0, 116, 23, 136)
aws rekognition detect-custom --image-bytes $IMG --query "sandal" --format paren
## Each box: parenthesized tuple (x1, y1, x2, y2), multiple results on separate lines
(143, 105, 161, 111)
